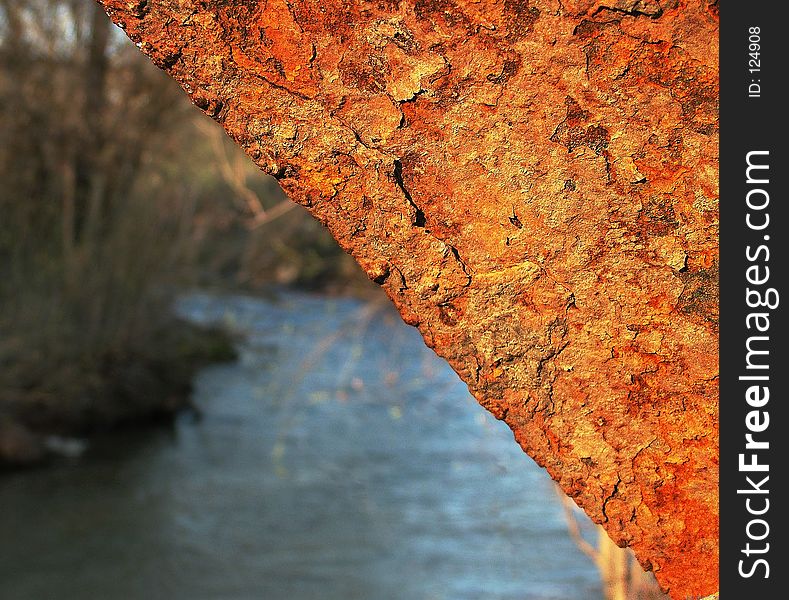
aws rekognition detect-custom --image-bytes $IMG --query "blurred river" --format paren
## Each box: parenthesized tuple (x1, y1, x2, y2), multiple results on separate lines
(0, 291, 602, 600)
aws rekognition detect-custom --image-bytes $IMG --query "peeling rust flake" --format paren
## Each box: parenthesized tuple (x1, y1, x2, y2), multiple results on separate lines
(98, 0, 719, 597)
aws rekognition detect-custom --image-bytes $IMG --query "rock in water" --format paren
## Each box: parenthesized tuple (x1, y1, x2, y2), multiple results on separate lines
(99, 1, 719, 596)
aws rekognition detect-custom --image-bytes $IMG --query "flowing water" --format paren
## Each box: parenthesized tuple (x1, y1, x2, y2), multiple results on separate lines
(0, 291, 603, 599)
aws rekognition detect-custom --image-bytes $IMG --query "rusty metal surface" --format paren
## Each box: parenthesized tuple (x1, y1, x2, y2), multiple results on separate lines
(99, 1, 719, 596)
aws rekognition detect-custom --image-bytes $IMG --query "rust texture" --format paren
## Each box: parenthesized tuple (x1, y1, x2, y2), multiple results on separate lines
(99, 0, 719, 596)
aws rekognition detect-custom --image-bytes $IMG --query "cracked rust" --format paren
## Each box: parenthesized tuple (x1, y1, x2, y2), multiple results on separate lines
(98, 0, 719, 596)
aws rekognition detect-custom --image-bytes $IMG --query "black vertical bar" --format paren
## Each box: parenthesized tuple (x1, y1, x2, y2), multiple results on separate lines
(720, 1, 786, 596)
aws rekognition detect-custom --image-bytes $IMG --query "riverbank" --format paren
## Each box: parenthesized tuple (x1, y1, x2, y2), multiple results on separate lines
(0, 315, 236, 467)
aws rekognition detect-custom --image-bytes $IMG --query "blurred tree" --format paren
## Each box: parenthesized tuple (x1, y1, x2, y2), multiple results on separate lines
(0, 0, 186, 257)
(0, 0, 369, 447)
(0, 0, 367, 292)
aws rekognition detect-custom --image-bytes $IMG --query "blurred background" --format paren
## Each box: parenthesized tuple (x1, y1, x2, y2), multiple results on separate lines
(0, 1, 666, 598)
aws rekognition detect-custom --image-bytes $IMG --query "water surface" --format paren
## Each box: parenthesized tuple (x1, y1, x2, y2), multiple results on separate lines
(0, 291, 602, 599)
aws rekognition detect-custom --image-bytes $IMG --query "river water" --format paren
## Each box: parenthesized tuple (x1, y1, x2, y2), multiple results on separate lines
(0, 291, 603, 599)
